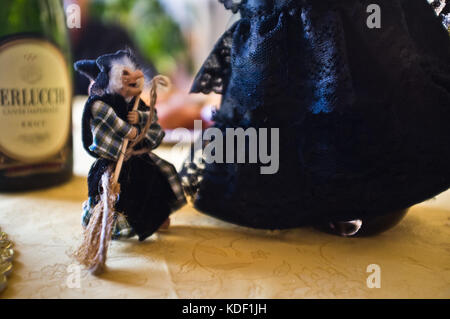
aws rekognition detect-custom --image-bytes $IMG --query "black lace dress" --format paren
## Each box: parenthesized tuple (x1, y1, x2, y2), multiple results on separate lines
(181, 0, 450, 231)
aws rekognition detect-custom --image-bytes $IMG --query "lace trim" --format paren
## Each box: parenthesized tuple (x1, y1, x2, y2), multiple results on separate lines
(190, 22, 239, 95)
(219, 0, 244, 13)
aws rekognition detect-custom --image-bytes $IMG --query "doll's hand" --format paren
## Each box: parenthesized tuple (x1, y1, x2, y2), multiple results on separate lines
(127, 111, 139, 125)
(127, 127, 138, 140)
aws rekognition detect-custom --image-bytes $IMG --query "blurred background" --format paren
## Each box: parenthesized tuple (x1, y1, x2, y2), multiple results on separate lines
(65, 0, 449, 133)
(64, 0, 238, 132)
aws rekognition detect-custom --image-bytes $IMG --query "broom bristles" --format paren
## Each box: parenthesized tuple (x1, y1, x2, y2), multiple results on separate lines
(75, 169, 118, 274)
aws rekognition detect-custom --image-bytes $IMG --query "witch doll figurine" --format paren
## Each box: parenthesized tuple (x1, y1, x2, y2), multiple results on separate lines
(74, 50, 186, 274)
(181, 0, 450, 236)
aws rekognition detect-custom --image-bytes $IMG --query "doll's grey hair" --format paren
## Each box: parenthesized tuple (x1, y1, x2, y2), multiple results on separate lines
(107, 55, 138, 95)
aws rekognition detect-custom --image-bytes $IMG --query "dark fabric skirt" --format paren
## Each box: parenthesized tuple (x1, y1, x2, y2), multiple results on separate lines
(88, 155, 178, 241)
(181, 0, 450, 229)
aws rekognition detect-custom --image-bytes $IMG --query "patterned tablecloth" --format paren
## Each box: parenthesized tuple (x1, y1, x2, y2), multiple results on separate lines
(0, 98, 449, 299)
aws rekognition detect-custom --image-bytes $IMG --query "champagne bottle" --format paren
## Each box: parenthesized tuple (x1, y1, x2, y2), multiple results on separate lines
(0, 0, 73, 191)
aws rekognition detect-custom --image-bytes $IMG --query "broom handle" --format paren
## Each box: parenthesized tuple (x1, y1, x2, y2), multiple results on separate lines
(113, 79, 144, 184)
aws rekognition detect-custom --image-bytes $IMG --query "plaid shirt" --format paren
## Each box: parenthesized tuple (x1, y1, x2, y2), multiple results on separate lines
(82, 100, 186, 240)
(89, 100, 165, 161)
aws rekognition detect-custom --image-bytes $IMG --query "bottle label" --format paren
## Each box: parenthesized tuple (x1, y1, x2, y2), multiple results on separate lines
(0, 38, 71, 172)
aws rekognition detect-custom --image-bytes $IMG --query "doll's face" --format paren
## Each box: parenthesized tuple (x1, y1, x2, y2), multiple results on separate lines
(119, 68, 144, 99)
(107, 55, 144, 98)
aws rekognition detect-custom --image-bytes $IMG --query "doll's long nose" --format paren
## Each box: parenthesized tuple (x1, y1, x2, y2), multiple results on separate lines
(129, 70, 144, 82)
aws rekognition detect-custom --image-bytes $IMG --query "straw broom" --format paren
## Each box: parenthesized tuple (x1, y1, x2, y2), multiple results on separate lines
(75, 75, 170, 276)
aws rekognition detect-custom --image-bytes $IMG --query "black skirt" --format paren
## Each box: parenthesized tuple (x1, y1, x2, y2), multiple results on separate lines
(181, 0, 450, 229)
(88, 155, 177, 241)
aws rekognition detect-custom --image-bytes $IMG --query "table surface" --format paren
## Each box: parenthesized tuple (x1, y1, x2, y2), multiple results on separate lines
(0, 98, 449, 299)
